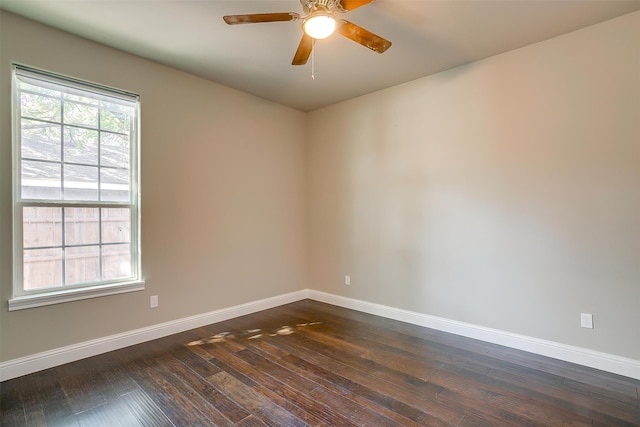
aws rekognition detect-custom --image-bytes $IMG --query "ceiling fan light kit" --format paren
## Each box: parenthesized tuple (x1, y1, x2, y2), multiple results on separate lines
(303, 13, 336, 39)
(223, 0, 391, 66)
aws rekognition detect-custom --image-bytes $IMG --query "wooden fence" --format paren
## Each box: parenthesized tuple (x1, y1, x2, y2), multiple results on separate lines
(23, 207, 131, 289)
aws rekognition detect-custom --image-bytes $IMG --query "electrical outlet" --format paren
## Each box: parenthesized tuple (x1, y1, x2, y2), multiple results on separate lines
(345, 275, 351, 286)
(150, 295, 158, 308)
(580, 313, 593, 329)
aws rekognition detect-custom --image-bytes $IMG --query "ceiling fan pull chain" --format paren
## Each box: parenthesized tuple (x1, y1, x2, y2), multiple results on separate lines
(311, 39, 316, 80)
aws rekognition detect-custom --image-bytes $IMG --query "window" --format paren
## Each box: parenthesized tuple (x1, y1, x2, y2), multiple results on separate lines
(9, 65, 143, 310)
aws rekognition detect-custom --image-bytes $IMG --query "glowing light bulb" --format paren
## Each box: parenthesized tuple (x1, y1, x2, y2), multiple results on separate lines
(303, 14, 336, 39)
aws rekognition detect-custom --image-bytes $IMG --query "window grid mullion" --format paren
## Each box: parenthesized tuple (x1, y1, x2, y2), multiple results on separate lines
(98, 107, 103, 280)
(60, 91, 66, 201)
(14, 65, 140, 299)
(59, 90, 67, 287)
(61, 207, 67, 287)
(21, 157, 129, 172)
(99, 208, 104, 281)
(25, 242, 82, 251)
(21, 201, 132, 209)
(21, 115, 129, 138)
(98, 103, 102, 203)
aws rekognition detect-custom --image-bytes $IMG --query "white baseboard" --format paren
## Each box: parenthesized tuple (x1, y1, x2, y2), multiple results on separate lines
(2, 288, 638, 381)
(307, 290, 640, 380)
(0, 289, 309, 381)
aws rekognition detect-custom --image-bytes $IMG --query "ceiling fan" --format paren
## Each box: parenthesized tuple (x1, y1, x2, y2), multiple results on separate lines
(223, 0, 392, 65)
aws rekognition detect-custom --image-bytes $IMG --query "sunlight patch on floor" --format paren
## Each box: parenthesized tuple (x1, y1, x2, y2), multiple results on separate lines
(186, 322, 322, 346)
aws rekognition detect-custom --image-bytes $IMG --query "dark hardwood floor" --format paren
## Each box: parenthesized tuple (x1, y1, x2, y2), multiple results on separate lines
(1, 299, 639, 426)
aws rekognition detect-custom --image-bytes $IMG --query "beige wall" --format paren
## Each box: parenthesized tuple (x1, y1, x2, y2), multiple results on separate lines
(308, 12, 640, 359)
(2, 9, 639, 365)
(0, 12, 308, 361)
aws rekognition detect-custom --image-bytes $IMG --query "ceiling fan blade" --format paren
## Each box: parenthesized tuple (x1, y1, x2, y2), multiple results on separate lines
(223, 12, 299, 25)
(339, 0, 375, 11)
(292, 33, 313, 65)
(337, 20, 391, 53)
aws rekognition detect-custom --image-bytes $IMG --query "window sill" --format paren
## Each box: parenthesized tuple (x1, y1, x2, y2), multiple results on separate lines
(8, 280, 145, 311)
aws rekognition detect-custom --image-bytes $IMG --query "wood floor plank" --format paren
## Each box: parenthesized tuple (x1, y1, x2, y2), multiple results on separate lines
(432, 367, 594, 426)
(234, 415, 269, 427)
(23, 408, 47, 426)
(486, 344, 640, 399)
(159, 352, 248, 424)
(263, 328, 465, 423)
(207, 371, 307, 427)
(119, 389, 174, 427)
(291, 300, 494, 355)
(282, 348, 462, 425)
(234, 348, 395, 426)
(170, 344, 222, 378)
(125, 357, 212, 427)
(200, 340, 344, 426)
(261, 338, 457, 425)
(458, 410, 524, 427)
(21, 370, 79, 426)
(305, 385, 399, 427)
(252, 384, 354, 427)
(56, 359, 108, 415)
(153, 354, 239, 425)
(487, 363, 640, 425)
(75, 400, 141, 427)
(242, 338, 427, 427)
(0, 378, 25, 426)
(2, 299, 638, 426)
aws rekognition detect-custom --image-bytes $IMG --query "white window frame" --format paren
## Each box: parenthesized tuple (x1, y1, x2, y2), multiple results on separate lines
(9, 64, 144, 311)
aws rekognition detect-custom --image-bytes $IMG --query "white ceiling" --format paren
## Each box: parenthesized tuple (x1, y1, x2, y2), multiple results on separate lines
(2, 0, 639, 111)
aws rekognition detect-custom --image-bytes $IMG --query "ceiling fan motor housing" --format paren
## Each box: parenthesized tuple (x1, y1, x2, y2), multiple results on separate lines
(300, 0, 345, 14)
